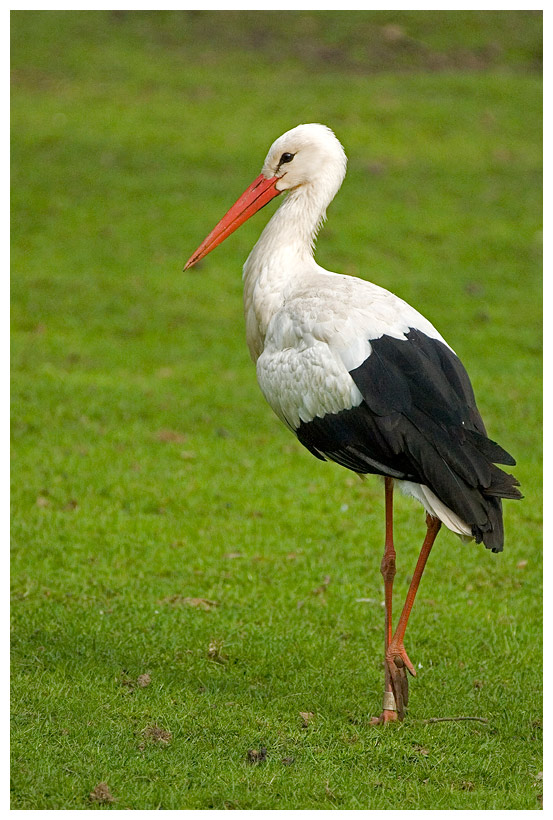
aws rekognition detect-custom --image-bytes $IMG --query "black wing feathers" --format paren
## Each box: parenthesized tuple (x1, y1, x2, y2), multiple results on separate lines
(295, 328, 521, 552)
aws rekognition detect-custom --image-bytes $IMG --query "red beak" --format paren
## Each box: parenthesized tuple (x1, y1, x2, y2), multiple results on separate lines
(184, 174, 281, 270)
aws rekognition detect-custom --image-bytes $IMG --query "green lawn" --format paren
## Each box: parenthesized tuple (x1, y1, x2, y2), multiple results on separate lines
(11, 10, 542, 810)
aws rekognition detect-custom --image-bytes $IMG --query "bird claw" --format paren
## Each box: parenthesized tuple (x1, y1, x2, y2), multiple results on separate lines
(369, 709, 400, 726)
(384, 643, 415, 721)
(386, 642, 416, 678)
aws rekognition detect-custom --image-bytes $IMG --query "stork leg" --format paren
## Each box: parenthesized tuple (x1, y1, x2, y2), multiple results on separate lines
(370, 478, 403, 725)
(386, 513, 441, 718)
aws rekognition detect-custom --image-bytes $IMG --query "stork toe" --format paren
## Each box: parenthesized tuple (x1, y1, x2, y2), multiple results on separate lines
(388, 660, 409, 720)
(386, 642, 416, 678)
(383, 644, 415, 720)
(369, 709, 400, 726)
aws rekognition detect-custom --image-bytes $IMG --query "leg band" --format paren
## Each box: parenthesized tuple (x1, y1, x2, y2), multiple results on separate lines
(382, 691, 397, 711)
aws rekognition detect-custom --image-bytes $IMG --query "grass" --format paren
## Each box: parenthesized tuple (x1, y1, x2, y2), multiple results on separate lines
(11, 10, 542, 810)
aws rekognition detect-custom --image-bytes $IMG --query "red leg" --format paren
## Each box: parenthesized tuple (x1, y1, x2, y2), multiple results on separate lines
(370, 478, 401, 725)
(386, 513, 441, 715)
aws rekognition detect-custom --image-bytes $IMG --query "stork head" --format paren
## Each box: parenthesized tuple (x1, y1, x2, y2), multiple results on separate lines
(262, 123, 347, 198)
(184, 123, 347, 270)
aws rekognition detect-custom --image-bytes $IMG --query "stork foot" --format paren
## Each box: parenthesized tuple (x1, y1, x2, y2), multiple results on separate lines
(369, 708, 400, 726)
(385, 642, 415, 720)
(386, 641, 416, 677)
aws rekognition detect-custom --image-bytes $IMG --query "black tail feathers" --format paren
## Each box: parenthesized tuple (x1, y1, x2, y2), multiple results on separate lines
(469, 456, 522, 553)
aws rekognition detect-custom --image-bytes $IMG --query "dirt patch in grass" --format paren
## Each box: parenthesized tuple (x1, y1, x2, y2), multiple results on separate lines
(120, 671, 151, 690)
(89, 782, 115, 804)
(141, 725, 172, 746)
(300, 711, 315, 728)
(156, 428, 187, 442)
(207, 639, 228, 664)
(159, 595, 219, 611)
(246, 747, 267, 764)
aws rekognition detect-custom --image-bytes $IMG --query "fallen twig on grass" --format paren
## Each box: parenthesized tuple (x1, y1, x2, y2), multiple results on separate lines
(419, 716, 488, 725)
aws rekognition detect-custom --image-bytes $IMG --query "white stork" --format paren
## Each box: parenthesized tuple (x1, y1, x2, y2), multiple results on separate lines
(184, 123, 521, 723)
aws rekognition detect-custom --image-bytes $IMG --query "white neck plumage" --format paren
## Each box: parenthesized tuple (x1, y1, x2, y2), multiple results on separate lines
(248, 183, 329, 269)
(241, 184, 330, 361)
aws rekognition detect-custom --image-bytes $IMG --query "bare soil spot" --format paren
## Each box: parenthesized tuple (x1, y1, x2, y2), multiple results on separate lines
(120, 671, 151, 690)
(89, 782, 115, 804)
(299, 711, 314, 728)
(246, 747, 267, 764)
(207, 639, 228, 664)
(156, 429, 186, 442)
(142, 724, 172, 745)
(159, 595, 219, 611)
(312, 575, 331, 596)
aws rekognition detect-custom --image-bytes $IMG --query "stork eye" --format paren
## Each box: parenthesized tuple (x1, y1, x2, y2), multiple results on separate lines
(279, 152, 295, 164)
